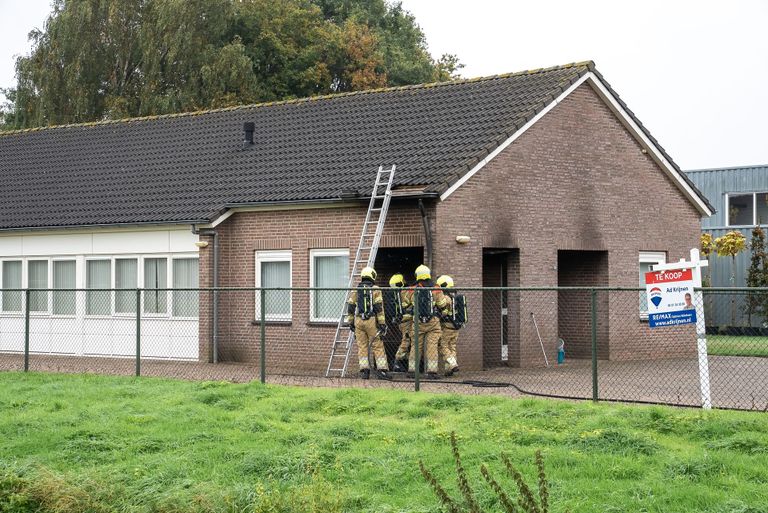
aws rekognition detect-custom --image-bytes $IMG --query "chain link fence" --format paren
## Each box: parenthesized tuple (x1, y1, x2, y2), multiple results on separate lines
(1, 287, 767, 410)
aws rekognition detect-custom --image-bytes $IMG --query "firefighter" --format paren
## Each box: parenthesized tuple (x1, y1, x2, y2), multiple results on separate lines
(409, 264, 449, 379)
(436, 275, 460, 376)
(345, 266, 389, 379)
(389, 273, 413, 372)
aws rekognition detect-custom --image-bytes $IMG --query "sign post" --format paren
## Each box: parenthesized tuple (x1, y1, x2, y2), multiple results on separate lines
(648, 249, 711, 409)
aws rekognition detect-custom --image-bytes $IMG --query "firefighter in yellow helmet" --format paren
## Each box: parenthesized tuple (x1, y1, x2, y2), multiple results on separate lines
(389, 273, 413, 372)
(345, 266, 389, 379)
(436, 275, 460, 376)
(409, 264, 450, 379)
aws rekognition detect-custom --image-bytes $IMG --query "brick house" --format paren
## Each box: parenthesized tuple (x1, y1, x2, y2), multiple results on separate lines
(0, 61, 713, 370)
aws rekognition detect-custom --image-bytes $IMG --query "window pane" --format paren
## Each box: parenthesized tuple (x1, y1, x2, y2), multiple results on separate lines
(28, 261, 48, 312)
(757, 192, 768, 225)
(144, 258, 167, 314)
(115, 259, 138, 313)
(263, 261, 290, 317)
(86, 260, 111, 315)
(53, 261, 76, 315)
(638, 261, 655, 314)
(729, 194, 754, 226)
(172, 258, 199, 317)
(2, 261, 22, 312)
(313, 254, 348, 319)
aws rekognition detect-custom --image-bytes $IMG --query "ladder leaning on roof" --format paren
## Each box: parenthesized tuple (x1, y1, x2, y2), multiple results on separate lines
(325, 165, 396, 378)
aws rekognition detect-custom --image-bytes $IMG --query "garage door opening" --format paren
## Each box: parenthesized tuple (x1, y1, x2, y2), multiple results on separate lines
(557, 250, 609, 359)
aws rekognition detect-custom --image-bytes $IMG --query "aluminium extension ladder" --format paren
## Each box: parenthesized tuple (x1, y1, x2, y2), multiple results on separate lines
(325, 164, 396, 377)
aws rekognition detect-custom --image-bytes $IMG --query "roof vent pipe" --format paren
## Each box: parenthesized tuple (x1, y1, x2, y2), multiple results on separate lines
(243, 122, 255, 148)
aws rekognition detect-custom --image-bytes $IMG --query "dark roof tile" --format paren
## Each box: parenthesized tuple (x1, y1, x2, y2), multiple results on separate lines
(0, 61, 709, 230)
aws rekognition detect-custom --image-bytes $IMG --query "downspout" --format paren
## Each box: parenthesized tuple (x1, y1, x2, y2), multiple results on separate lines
(418, 199, 433, 268)
(192, 225, 219, 364)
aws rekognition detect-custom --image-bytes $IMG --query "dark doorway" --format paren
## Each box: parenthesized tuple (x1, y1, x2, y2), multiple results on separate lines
(557, 250, 609, 359)
(374, 247, 424, 366)
(482, 249, 519, 368)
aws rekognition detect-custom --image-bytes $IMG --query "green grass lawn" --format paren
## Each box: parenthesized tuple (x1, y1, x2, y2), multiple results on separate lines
(1, 373, 768, 513)
(707, 335, 768, 357)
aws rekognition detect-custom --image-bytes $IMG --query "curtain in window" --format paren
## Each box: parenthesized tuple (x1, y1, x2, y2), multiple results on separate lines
(262, 261, 290, 318)
(314, 254, 348, 319)
(115, 259, 138, 313)
(144, 258, 167, 314)
(52, 261, 76, 315)
(2, 261, 22, 312)
(86, 260, 111, 315)
(28, 261, 48, 312)
(172, 258, 199, 317)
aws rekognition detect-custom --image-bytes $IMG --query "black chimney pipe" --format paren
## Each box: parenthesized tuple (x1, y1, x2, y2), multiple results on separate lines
(243, 122, 255, 147)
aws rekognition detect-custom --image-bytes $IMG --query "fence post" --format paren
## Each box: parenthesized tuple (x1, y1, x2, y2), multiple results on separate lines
(413, 289, 420, 392)
(591, 288, 598, 402)
(136, 289, 141, 377)
(260, 288, 266, 384)
(24, 289, 30, 372)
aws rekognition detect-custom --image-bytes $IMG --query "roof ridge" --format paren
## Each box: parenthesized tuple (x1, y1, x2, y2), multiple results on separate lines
(0, 61, 594, 137)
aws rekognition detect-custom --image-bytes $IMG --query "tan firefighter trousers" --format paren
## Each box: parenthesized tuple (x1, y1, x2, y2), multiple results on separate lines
(355, 317, 387, 370)
(410, 316, 441, 373)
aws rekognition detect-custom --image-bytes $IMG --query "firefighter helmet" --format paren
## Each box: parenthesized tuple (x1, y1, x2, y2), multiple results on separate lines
(389, 273, 405, 288)
(415, 264, 431, 281)
(361, 267, 377, 281)
(436, 275, 454, 288)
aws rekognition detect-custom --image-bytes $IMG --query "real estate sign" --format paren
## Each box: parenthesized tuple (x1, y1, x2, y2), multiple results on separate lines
(645, 268, 696, 328)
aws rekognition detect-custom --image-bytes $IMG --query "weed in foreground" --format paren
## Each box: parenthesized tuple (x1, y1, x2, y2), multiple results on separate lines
(419, 431, 564, 513)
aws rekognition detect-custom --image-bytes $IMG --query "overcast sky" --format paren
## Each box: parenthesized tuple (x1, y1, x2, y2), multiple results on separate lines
(1, 0, 766, 170)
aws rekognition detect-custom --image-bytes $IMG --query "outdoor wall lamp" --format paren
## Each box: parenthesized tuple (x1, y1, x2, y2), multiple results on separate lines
(194, 241, 209, 248)
(456, 235, 471, 244)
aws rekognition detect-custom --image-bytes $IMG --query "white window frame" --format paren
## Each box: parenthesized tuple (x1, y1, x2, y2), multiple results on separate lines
(171, 256, 200, 319)
(255, 250, 292, 322)
(113, 257, 140, 316)
(84, 257, 114, 317)
(639, 251, 666, 320)
(142, 255, 170, 317)
(0, 254, 199, 319)
(309, 248, 349, 323)
(26, 259, 50, 315)
(0, 259, 24, 314)
(726, 192, 768, 227)
(51, 258, 77, 318)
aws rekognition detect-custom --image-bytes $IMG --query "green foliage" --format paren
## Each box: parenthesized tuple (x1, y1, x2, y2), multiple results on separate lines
(700, 233, 715, 258)
(2, 373, 768, 512)
(745, 226, 768, 322)
(715, 230, 747, 260)
(1, 0, 462, 130)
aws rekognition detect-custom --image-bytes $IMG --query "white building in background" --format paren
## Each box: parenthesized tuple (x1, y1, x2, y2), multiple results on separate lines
(0, 226, 200, 359)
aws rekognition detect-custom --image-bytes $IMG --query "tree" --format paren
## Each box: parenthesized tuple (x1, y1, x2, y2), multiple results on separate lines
(714, 230, 747, 326)
(745, 226, 768, 325)
(1, 0, 462, 129)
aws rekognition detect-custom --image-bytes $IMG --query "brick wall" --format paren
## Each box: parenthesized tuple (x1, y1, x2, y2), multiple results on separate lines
(433, 83, 701, 367)
(197, 202, 426, 371)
